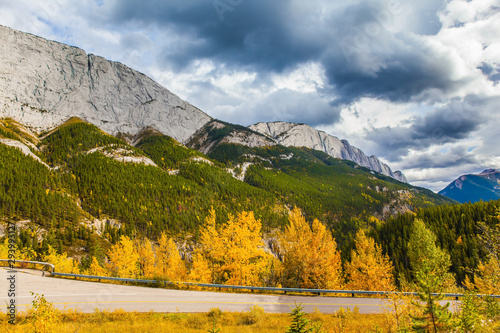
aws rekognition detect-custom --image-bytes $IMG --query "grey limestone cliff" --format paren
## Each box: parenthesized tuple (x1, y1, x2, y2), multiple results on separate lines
(250, 121, 407, 182)
(0, 25, 211, 143)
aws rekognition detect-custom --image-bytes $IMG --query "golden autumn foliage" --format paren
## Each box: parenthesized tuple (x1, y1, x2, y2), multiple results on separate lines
(0, 306, 391, 332)
(93, 233, 187, 282)
(279, 207, 343, 289)
(136, 238, 156, 279)
(345, 229, 395, 291)
(155, 232, 187, 281)
(105, 235, 140, 278)
(188, 252, 212, 284)
(191, 208, 273, 286)
(0, 237, 35, 262)
(42, 245, 79, 274)
(87, 256, 108, 277)
(465, 257, 500, 295)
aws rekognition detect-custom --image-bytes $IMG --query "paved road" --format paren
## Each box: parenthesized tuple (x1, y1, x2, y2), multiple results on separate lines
(0, 268, 398, 314)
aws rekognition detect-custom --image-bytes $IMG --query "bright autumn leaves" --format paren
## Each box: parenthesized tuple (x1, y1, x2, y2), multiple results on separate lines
(279, 208, 343, 290)
(44, 206, 395, 290)
(188, 206, 395, 290)
(189, 209, 272, 286)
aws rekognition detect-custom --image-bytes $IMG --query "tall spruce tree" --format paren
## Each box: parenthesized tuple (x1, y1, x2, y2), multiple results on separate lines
(408, 219, 454, 332)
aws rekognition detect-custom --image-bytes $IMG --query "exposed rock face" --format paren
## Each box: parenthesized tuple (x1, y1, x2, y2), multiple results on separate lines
(0, 138, 49, 168)
(394, 171, 408, 184)
(0, 25, 211, 143)
(85, 146, 157, 167)
(250, 122, 407, 182)
(188, 120, 276, 155)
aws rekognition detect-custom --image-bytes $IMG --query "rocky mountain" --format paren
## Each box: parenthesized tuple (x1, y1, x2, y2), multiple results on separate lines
(0, 25, 211, 143)
(249, 122, 408, 183)
(438, 169, 500, 203)
(0, 25, 406, 182)
(187, 120, 276, 155)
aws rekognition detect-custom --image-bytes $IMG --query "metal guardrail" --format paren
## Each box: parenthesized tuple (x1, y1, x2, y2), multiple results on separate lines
(3, 259, 500, 299)
(51, 272, 500, 300)
(0, 259, 55, 275)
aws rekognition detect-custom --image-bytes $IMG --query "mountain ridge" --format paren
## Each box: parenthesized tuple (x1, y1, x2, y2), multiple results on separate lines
(0, 24, 406, 182)
(249, 121, 407, 182)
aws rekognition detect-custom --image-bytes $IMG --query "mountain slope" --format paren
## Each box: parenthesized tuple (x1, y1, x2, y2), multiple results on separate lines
(438, 169, 500, 203)
(0, 25, 408, 183)
(189, 121, 407, 182)
(0, 118, 453, 242)
(0, 25, 211, 143)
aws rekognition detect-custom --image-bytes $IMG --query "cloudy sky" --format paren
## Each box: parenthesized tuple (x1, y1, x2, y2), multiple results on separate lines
(1, 0, 499, 192)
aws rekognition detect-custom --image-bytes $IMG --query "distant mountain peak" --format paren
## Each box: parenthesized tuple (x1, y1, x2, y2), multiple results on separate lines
(481, 169, 498, 174)
(439, 169, 500, 203)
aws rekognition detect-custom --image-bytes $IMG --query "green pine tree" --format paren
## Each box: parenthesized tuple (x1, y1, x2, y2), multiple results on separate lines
(285, 302, 323, 333)
(408, 219, 455, 290)
(411, 264, 453, 332)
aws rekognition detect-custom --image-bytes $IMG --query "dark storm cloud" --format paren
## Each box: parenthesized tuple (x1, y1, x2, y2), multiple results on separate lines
(103, 0, 319, 72)
(365, 96, 485, 161)
(242, 88, 341, 126)
(120, 31, 152, 51)
(96, 0, 461, 106)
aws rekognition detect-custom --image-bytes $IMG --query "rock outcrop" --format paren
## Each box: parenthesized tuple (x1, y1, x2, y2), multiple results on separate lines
(0, 25, 211, 143)
(250, 122, 407, 182)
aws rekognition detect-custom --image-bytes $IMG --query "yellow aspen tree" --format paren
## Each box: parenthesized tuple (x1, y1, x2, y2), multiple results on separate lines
(279, 207, 343, 289)
(345, 229, 395, 291)
(279, 207, 311, 288)
(189, 252, 212, 284)
(88, 256, 107, 276)
(0, 238, 35, 262)
(304, 219, 343, 290)
(42, 245, 80, 274)
(87, 256, 108, 276)
(157, 235, 187, 281)
(466, 219, 500, 294)
(0, 238, 9, 259)
(136, 237, 157, 279)
(105, 235, 139, 278)
(192, 207, 222, 283)
(465, 259, 500, 295)
(192, 208, 271, 286)
(219, 211, 271, 286)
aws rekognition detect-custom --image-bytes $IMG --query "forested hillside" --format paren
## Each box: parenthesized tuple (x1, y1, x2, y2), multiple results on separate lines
(0, 117, 456, 263)
(374, 199, 500, 286)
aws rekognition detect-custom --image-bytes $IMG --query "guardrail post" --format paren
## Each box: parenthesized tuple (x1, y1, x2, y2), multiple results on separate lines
(351, 293, 355, 298)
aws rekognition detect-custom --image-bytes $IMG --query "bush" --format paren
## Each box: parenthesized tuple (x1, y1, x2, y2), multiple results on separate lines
(26, 292, 59, 333)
